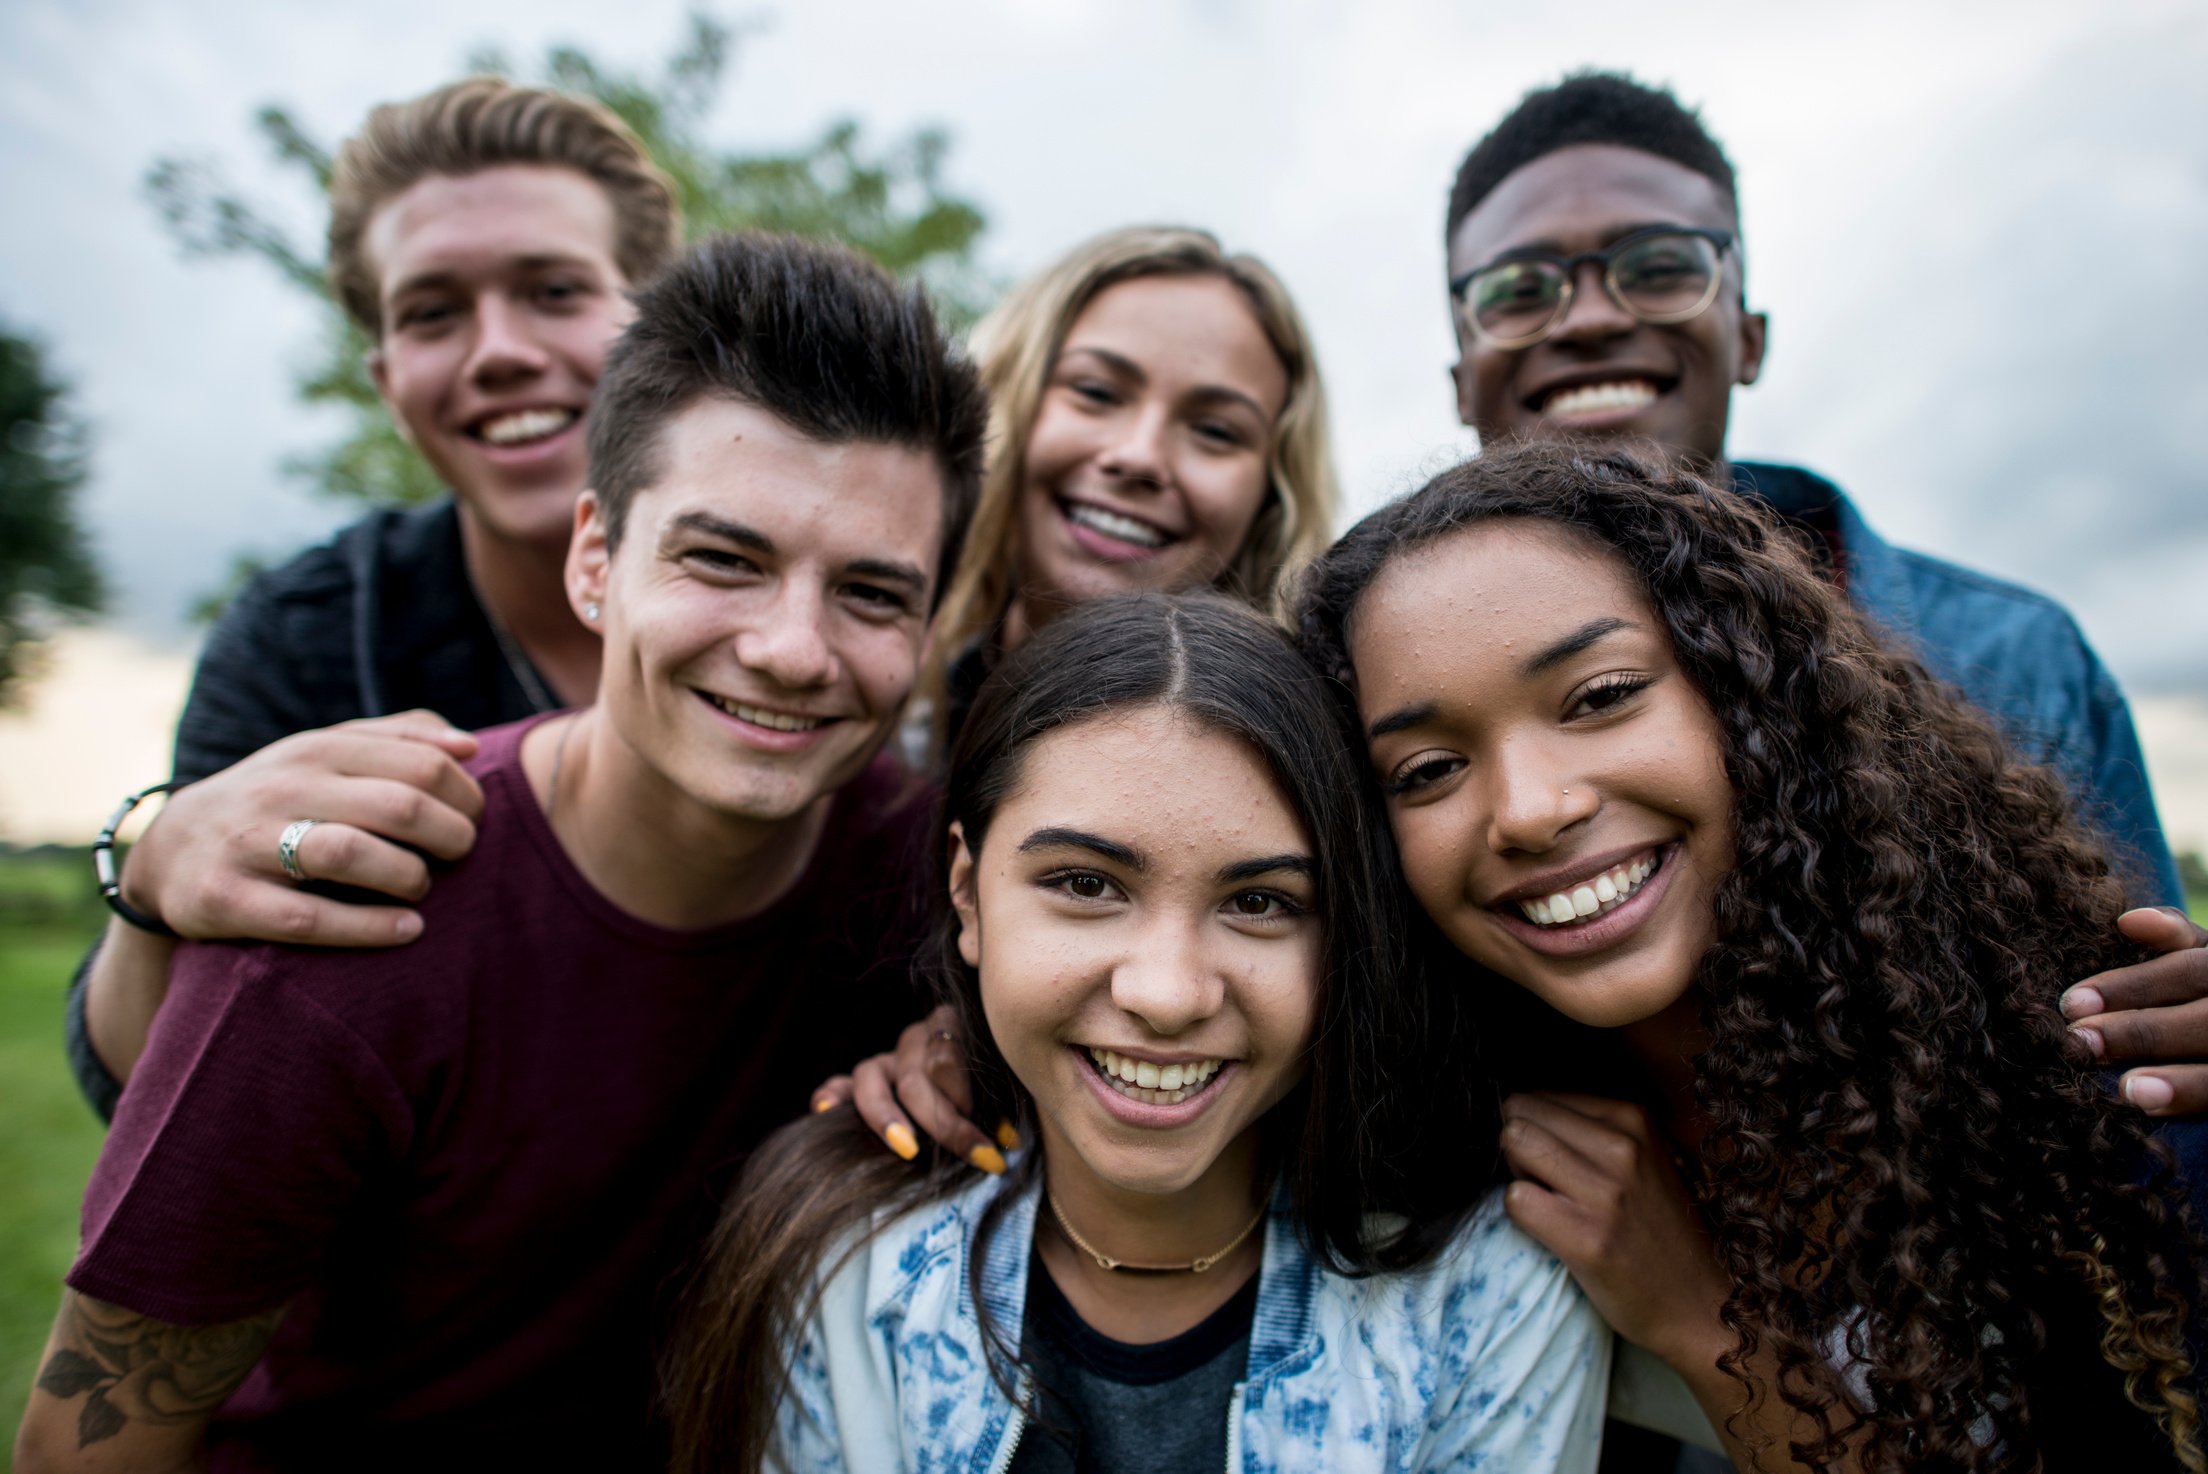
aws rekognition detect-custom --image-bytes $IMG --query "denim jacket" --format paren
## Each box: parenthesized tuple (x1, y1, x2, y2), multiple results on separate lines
(1733, 462, 2181, 907)
(772, 1175, 1610, 1473)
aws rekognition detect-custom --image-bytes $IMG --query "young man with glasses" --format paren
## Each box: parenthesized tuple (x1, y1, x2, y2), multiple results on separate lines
(1443, 74, 2178, 915)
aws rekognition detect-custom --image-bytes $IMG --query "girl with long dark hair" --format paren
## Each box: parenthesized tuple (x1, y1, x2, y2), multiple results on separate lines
(664, 592, 1608, 1473)
(1294, 440, 2204, 1472)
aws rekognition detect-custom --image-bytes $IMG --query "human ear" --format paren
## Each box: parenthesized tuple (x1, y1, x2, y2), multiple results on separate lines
(366, 347, 415, 446)
(566, 492, 611, 629)
(948, 821, 982, 969)
(1736, 310, 1769, 387)
(1449, 355, 1479, 430)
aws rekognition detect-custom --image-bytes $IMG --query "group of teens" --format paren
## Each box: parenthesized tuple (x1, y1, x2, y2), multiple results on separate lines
(16, 67, 2208, 1474)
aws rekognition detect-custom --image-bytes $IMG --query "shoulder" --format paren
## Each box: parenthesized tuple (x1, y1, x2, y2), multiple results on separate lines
(1344, 1192, 1589, 1338)
(827, 1170, 998, 1321)
(228, 503, 451, 612)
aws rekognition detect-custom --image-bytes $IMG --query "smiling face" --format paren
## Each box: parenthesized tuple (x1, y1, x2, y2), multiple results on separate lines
(1447, 145, 1766, 464)
(366, 164, 633, 550)
(1349, 519, 1735, 1029)
(951, 705, 1321, 1199)
(1014, 275, 1289, 623)
(567, 396, 943, 824)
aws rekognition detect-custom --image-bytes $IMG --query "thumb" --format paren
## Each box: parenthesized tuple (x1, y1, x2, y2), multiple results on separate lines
(2118, 907, 2208, 956)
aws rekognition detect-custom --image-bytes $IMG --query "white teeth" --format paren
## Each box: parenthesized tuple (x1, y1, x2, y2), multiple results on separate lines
(1087, 1048, 1221, 1107)
(705, 694, 827, 731)
(476, 408, 577, 445)
(1515, 852, 1662, 928)
(1064, 502, 1169, 549)
(1542, 380, 1657, 420)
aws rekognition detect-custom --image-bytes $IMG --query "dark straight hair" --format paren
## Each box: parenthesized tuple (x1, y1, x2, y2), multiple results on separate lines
(663, 590, 1499, 1474)
(587, 229, 990, 608)
(1294, 439, 2203, 1471)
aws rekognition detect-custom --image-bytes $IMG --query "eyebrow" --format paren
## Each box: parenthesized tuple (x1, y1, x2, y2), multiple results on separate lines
(1367, 702, 1436, 741)
(1364, 617, 1636, 739)
(1522, 617, 1635, 677)
(1017, 827, 1144, 870)
(1218, 855, 1315, 884)
(1058, 345, 1272, 421)
(385, 254, 599, 301)
(668, 513, 925, 591)
(1477, 221, 1699, 265)
(668, 511, 775, 555)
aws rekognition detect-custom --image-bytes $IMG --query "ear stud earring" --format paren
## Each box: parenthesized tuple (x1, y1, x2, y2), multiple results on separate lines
(584, 602, 601, 623)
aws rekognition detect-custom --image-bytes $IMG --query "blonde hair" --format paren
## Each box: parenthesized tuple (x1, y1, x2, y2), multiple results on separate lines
(327, 76, 682, 336)
(928, 225, 1339, 706)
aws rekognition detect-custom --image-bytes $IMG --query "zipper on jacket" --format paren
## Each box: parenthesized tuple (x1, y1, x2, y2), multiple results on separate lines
(984, 1402, 1027, 1474)
(1222, 1383, 1245, 1473)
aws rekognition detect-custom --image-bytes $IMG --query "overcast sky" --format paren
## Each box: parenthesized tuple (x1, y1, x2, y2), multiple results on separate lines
(3, 0, 2204, 698)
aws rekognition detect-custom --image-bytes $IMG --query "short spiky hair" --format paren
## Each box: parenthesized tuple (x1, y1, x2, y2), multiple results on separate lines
(587, 231, 988, 607)
(1446, 72, 1739, 245)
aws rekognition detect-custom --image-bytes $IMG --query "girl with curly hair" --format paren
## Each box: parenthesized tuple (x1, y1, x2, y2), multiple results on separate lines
(1293, 439, 2203, 1472)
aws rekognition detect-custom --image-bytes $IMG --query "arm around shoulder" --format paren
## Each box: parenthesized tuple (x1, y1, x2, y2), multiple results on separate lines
(1422, 1198, 1613, 1473)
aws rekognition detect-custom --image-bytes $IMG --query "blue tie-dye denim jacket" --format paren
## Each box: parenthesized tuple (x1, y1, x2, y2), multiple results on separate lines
(769, 1174, 1610, 1473)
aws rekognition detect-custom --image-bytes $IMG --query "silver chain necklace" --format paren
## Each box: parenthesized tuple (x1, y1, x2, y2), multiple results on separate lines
(483, 603, 558, 715)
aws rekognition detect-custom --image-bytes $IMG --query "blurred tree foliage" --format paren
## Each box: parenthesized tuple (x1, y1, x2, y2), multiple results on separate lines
(143, 11, 990, 538)
(0, 322, 103, 708)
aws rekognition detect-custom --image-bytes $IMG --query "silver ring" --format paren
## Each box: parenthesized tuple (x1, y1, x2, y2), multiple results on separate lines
(277, 819, 322, 883)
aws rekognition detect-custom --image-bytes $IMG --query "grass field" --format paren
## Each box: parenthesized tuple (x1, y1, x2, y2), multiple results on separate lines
(0, 851, 107, 1455)
(0, 849, 2201, 1455)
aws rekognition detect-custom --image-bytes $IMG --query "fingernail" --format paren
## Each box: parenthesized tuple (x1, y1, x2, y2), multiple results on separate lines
(968, 1144, 1007, 1175)
(884, 1123, 918, 1161)
(2070, 1026, 2104, 1060)
(812, 1095, 835, 1114)
(394, 913, 424, 942)
(2059, 986, 2103, 1019)
(2125, 1075, 2175, 1112)
(995, 1120, 1021, 1152)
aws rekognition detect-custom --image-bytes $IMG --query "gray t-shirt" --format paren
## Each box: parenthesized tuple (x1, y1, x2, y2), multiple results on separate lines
(1009, 1257, 1258, 1474)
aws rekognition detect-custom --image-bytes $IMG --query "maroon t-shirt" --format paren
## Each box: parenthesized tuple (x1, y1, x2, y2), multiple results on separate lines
(69, 717, 931, 1471)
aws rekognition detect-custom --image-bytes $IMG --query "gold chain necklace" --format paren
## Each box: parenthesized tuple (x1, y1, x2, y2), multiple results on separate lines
(1045, 1190, 1267, 1275)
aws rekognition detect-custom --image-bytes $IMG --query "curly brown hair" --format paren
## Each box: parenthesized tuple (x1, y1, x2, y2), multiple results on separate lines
(1294, 440, 2203, 1472)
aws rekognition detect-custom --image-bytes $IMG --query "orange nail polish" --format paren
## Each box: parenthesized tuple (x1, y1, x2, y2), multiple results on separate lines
(995, 1120, 1021, 1152)
(884, 1123, 919, 1161)
(968, 1144, 1007, 1176)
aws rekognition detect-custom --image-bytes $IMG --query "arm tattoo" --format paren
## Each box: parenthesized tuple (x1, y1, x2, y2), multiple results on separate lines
(34, 1291, 285, 1450)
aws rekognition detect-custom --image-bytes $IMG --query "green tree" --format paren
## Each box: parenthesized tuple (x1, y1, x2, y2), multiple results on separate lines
(144, 11, 990, 530)
(0, 321, 103, 707)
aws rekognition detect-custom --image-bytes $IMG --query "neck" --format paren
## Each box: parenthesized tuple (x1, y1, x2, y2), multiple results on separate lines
(1032, 1123, 1267, 1343)
(1619, 989, 1710, 1149)
(520, 710, 830, 930)
(457, 503, 601, 707)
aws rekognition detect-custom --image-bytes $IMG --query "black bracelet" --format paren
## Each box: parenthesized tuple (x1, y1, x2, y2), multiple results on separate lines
(93, 780, 185, 939)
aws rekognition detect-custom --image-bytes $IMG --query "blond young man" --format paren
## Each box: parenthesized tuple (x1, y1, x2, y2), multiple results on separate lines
(71, 78, 676, 1114)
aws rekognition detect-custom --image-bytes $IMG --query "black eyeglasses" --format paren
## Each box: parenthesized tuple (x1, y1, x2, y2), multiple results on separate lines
(1450, 226, 1737, 350)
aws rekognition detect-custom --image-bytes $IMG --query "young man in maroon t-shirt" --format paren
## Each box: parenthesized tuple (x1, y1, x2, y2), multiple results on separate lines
(15, 232, 988, 1473)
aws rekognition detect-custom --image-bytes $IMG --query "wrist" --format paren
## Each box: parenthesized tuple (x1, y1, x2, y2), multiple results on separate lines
(94, 780, 184, 938)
